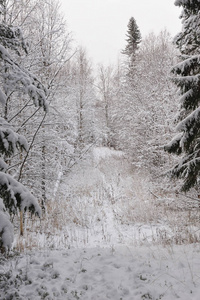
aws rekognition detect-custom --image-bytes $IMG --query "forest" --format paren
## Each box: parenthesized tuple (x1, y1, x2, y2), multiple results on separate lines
(0, 0, 200, 299)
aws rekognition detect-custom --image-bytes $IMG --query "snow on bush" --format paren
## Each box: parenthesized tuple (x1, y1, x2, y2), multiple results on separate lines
(0, 198, 14, 250)
(93, 146, 124, 164)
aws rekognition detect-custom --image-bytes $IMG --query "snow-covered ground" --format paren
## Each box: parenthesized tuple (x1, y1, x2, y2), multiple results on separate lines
(1, 245, 200, 299)
(1, 147, 200, 299)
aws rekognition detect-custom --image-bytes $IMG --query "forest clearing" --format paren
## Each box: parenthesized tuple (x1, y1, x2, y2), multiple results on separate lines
(1, 0, 200, 299)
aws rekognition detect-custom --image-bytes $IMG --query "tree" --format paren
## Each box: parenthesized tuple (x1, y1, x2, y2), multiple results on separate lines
(19, 0, 72, 208)
(164, 0, 200, 192)
(2, 0, 73, 208)
(122, 16, 141, 73)
(96, 64, 116, 147)
(109, 31, 178, 179)
(0, 22, 47, 251)
(62, 47, 97, 151)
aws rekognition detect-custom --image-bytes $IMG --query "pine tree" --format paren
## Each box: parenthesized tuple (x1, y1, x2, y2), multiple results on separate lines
(164, 0, 200, 191)
(122, 17, 141, 61)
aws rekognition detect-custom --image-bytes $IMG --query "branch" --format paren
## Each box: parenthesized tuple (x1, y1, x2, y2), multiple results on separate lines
(16, 106, 41, 132)
(8, 99, 31, 122)
(18, 112, 47, 182)
(64, 139, 99, 174)
(47, 50, 77, 91)
(6, 157, 32, 171)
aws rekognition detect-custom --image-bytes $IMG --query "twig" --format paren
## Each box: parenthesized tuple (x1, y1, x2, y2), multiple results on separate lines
(149, 190, 159, 199)
(177, 192, 200, 203)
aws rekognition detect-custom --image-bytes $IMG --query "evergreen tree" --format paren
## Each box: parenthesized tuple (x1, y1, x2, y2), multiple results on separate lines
(165, 0, 200, 191)
(122, 17, 141, 61)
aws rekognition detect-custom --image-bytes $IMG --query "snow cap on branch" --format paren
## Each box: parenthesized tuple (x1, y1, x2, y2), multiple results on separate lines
(0, 117, 28, 156)
(0, 198, 14, 251)
(0, 34, 48, 112)
(0, 172, 41, 216)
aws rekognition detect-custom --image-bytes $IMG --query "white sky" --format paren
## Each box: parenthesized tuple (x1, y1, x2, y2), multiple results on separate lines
(60, 0, 182, 65)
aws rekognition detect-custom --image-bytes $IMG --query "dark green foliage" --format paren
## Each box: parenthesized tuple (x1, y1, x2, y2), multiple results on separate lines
(165, 1, 200, 191)
(0, 173, 41, 215)
(0, 23, 27, 54)
(122, 17, 141, 59)
(174, 1, 200, 55)
(175, 0, 200, 13)
(0, 118, 27, 157)
(164, 133, 183, 155)
(171, 151, 200, 192)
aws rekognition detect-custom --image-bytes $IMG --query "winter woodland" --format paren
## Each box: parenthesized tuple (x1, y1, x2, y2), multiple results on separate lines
(1, 0, 200, 299)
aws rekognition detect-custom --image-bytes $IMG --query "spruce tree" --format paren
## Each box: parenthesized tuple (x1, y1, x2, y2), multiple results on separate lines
(122, 17, 141, 61)
(165, 0, 200, 191)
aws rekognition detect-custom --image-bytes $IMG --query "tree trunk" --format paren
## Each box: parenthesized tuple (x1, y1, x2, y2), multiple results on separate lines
(20, 210, 23, 236)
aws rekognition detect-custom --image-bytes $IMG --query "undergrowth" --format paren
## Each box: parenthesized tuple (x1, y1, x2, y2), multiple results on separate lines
(13, 183, 200, 252)
(10, 150, 200, 252)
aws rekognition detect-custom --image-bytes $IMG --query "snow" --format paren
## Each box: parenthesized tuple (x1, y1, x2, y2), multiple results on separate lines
(1, 245, 200, 299)
(1, 3, 200, 298)
(0, 44, 11, 63)
(0, 117, 28, 154)
(28, 84, 46, 108)
(92, 147, 124, 164)
(176, 106, 200, 132)
(172, 55, 200, 75)
(0, 88, 6, 105)
(0, 172, 41, 215)
(1, 147, 200, 298)
(0, 44, 48, 112)
(0, 198, 14, 250)
(164, 132, 182, 151)
(0, 158, 7, 171)
(179, 88, 193, 104)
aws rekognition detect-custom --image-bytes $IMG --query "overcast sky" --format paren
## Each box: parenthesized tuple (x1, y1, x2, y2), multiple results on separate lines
(60, 0, 182, 65)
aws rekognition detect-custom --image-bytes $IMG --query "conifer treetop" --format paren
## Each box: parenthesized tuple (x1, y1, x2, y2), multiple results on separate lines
(122, 16, 141, 57)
